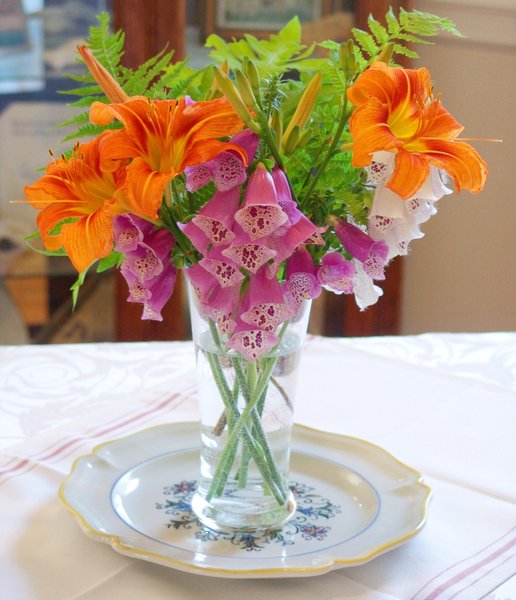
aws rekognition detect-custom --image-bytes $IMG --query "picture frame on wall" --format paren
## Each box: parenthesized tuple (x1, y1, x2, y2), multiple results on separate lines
(201, 0, 334, 40)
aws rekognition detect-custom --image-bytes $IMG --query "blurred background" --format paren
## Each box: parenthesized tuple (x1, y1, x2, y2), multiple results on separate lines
(0, 0, 514, 345)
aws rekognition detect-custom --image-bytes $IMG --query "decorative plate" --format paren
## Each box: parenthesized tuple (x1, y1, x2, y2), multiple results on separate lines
(59, 422, 431, 578)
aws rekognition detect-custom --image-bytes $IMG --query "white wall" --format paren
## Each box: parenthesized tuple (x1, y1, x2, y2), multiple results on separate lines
(401, 0, 516, 333)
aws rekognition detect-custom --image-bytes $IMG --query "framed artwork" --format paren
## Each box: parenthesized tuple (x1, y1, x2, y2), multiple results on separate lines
(202, 0, 335, 39)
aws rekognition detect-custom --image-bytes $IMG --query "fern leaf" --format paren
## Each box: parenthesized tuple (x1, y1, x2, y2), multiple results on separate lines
(352, 28, 379, 58)
(367, 15, 389, 46)
(57, 112, 90, 129)
(385, 7, 400, 36)
(61, 122, 112, 141)
(352, 44, 368, 71)
(392, 43, 420, 59)
(396, 32, 433, 45)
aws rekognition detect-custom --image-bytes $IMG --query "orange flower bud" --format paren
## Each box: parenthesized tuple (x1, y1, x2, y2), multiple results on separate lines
(77, 45, 129, 103)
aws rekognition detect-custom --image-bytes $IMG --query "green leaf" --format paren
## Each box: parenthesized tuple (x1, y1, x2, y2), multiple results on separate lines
(277, 16, 301, 44)
(367, 15, 389, 46)
(71, 267, 90, 310)
(396, 32, 433, 45)
(352, 28, 379, 58)
(392, 43, 420, 59)
(385, 7, 400, 36)
(97, 251, 122, 273)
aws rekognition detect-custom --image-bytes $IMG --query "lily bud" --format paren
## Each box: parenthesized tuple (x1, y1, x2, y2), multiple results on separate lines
(77, 45, 128, 103)
(270, 108, 283, 148)
(340, 142, 353, 153)
(234, 69, 260, 112)
(210, 60, 229, 95)
(281, 73, 322, 150)
(282, 124, 301, 154)
(213, 67, 260, 132)
(339, 40, 357, 81)
(243, 57, 261, 101)
(376, 43, 394, 65)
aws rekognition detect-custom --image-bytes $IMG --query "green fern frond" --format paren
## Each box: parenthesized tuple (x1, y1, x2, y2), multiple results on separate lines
(350, 7, 461, 65)
(61, 122, 117, 142)
(352, 28, 379, 59)
(83, 11, 125, 74)
(121, 49, 175, 96)
(367, 15, 389, 46)
(385, 8, 401, 36)
(391, 43, 420, 59)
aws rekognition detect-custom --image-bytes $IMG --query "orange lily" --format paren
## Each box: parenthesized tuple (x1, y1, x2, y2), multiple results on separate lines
(89, 96, 246, 218)
(347, 61, 487, 199)
(24, 133, 127, 272)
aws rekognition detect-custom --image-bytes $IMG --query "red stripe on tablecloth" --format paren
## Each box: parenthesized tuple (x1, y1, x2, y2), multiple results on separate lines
(0, 386, 195, 486)
(447, 551, 516, 600)
(412, 527, 516, 600)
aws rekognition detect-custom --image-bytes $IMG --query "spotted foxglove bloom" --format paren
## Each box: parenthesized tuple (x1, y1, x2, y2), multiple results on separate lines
(351, 260, 384, 310)
(180, 188, 240, 254)
(284, 247, 321, 314)
(366, 152, 453, 259)
(114, 214, 176, 320)
(332, 218, 389, 280)
(317, 252, 355, 294)
(266, 168, 319, 273)
(234, 163, 288, 240)
(227, 323, 279, 361)
(185, 129, 259, 192)
(241, 268, 293, 332)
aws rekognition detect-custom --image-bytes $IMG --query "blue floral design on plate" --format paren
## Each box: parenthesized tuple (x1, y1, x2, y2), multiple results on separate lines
(155, 480, 342, 551)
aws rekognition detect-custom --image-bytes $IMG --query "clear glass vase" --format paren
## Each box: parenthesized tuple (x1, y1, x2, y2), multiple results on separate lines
(188, 285, 311, 533)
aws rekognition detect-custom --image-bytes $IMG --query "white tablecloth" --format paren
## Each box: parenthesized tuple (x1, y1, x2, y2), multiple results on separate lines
(1, 333, 515, 599)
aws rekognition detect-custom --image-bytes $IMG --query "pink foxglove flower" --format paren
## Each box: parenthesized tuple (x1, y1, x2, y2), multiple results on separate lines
(185, 129, 259, 192)
(266, 168, 319, 273)
(114, 214, 176, 320)
(284, 247, 321, 314)
(199, 247, 245, 288)
(317, 252, 355, 294)
(240, 268, 292, 332)
(234, 163, 288, 240)
(180, 188, 241, 253)
(221, 241, 277, 274)
(332, 218, 389, 280)
(227, 322, 279, 361)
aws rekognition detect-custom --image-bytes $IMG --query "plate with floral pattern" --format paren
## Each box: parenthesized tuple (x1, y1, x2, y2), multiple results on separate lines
(59, 421, 431, 578)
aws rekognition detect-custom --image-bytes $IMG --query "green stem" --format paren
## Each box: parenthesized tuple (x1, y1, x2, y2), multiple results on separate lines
(204, 345, 286, 504)
(258, 113, 285, 171)
(301, 98, 350, 203)
(206, 356, 280, 501)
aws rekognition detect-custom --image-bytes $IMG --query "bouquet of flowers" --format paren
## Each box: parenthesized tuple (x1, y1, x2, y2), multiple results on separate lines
(23, 10, 488, 528)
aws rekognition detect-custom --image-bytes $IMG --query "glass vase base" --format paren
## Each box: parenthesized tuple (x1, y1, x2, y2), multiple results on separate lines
(191, 490, 297, 533)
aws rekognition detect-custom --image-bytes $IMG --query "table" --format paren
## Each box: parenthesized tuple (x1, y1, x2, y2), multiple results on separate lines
(1, 333, 515, 599)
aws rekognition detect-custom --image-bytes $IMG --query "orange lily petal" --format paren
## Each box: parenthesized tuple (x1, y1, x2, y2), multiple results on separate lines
(60, 200, 117, 272)
(126, 158, 175, 219)
(96, 128, 140, 170)
(421, 140, 488, 194)
(416, 99, 463, 140)
(349, 98, 400, 167)
(386, 149, 430, 199)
